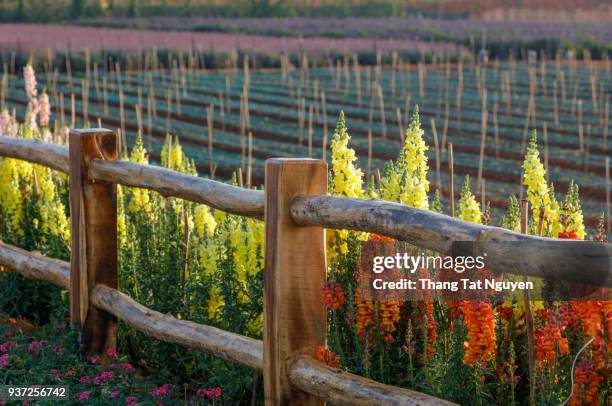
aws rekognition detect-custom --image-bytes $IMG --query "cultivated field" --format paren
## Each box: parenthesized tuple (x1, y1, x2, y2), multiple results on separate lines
(1, 56, 609, 227)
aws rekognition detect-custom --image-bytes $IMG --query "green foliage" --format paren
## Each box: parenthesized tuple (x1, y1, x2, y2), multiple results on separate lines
(0, 321, 225, 404)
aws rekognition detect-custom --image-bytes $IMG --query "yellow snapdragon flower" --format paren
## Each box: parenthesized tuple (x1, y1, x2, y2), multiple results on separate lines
(207, 285, 224, 321)
(194, 205, 217, 238)
(457, 176, 481, 224)
(522, 132, 558, 236)
(381, 106, 429, 209)
(127, 135, 153, 215)
(328, 112, 365, 262)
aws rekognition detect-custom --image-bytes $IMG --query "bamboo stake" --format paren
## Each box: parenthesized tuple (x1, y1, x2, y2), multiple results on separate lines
(166, 88, 172, 134)
(521, 95, 533, 154)
(553, 80, 559, 128)
(480, 179, 487, 214)
(604, 95, 609, 151)
(70, 93, 76, 128)
(606, 157, 610, 233)
(404, 95, 412, 129)
(59, 92, 65, 128)
(493, 92, 500, 158)
(560, 71, 566, 102)
(147, 95, 153, 148)
(377, 83, 386, 140)
(226, 76, 231, 113)
(448, 143, 455, 217)
(207, 104, 215, 177)
(247, 131, 253, 189)
(477, 89, 488, 195)
(367, 128, 372, 176)
(584, 125, 591, 180)
(119, 91, 126, 142)
(418, 62, 424, 100)
(543, 122, 549, 183)
(578, 99, 584, 152)
(240, 95, 246, 170)
(321, 91, 328, 162)
(237, 167, 243, 188)
(396, 108, 404, 143)
(135, 104, 142, 135)
(353, 54, 362, 107)
(308, 104, 314, 158)
(590, 74, 598, 114)
(430, 118, 441, 190)
(521, 199, 536, 406)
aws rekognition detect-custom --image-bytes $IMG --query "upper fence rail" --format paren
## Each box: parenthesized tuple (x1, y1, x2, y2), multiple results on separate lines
(1, 134, 610, 286)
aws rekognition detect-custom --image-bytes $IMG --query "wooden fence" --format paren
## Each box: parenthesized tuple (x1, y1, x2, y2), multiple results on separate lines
(0, 130, 610, 405)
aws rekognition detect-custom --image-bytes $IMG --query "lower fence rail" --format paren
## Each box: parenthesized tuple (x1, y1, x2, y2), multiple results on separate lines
(0, 240, 456, 406)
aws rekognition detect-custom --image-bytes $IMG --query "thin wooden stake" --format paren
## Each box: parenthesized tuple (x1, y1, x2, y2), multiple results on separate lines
(367, 128, 373, 176)
(521, 199, 536, 406)
(430, 118, 441, 190)
(606, 157, 610, 233)
(448, 143, 455, 217)
(308, 104, 314, 158)
(396, 107, 404, 143)
(207, 105, 215, 177)
(477, 90, 488, 195)
(247, 131, 253, 188)
(543, 122, 549, 183)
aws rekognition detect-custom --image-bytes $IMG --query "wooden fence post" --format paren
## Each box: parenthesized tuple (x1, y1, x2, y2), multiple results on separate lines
(69, 128, 118, 356)
(264, 159, 327, 405)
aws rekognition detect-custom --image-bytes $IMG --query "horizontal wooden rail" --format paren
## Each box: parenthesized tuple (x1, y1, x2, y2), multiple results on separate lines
(88, 159, 264, 220)
(0, 241, 70, 289)
(0, 241, 454, 405)
(287, 355, 456, 406)
(0, 136, 69, 173)
(90, 285, 264, 371)
(0, 135, 264, 219)
(290, 195, 612, 286)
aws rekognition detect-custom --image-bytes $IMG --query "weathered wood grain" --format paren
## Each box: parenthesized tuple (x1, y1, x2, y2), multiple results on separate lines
(89, 159, 264, 219)
(0, 241, 70, 289)
(69, 128, 118, 355)
(287, 355, 458, 406)
(0, 136, 69, 173)
(90, 285, 264, 371)
(290, 195, 612, 286)
(264, 158, 327, 405)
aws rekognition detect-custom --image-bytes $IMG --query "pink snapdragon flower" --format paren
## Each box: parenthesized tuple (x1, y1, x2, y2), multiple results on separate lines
(77, 391, 91, 401)
(0, 341, 16, 353)
(38, 92, 50, 127)
(196, 387, 221, 398)
(0, 353, 9, 368)
(93, 371, 113, 385)
(126, 396, 138, 406)
(23, 65, 37, 100)
(150, 384, 172, 397)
